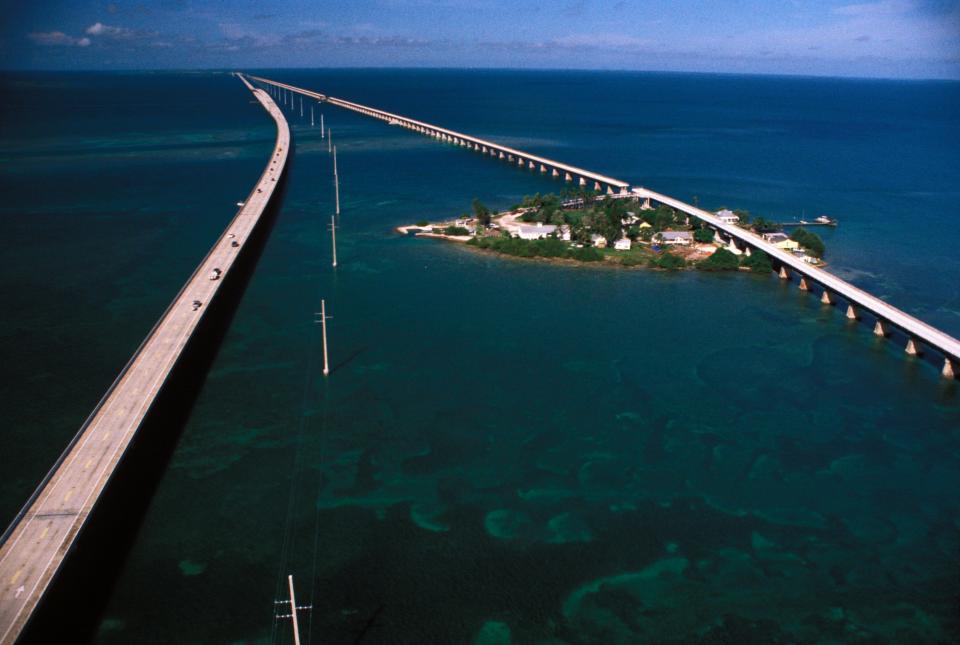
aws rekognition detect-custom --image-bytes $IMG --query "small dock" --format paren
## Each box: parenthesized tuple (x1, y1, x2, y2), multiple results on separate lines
(776, 219, 838, 227)
(0, 73, 290, 644)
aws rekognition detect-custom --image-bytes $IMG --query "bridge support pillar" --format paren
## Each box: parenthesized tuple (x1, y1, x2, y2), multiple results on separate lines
(552, 168, 560, 178)
(540, 164, 547, 173)
(481, 146, 487, 153)
(623, 187, 632, 195)
(944, 358, 956, 380)
(518, 157, 525, 166)
(846, 304, 859, 320)
(799, 277, 810, 291)
(529, 161, 536, 169)
(579, 176, 587, 186)
(607, 185, 614, 195)
(499, 151, 505, 159)
(821, 290, 834, 305)
(744, 247, 752, 257)
(874, 320, 888, 337)
(594, 181, 602, 191)
(905, 338, 920, 356)
(779, 266, 790, 280)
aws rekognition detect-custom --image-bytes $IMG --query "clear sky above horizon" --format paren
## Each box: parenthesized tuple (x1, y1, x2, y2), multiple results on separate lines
(2, 0, 959, 79)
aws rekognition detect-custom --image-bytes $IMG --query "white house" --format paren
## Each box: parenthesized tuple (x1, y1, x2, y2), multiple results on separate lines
(658, 231, 693, 246)
(715, 209, 739, 224)
(518, 223, 557, 240)
(590, 234, 608, 248)
(763, 232, 799, 250)
(614, 237, 632, 250)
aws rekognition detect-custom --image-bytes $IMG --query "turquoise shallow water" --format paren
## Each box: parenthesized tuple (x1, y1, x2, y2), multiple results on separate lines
(1, 70, 959, 643)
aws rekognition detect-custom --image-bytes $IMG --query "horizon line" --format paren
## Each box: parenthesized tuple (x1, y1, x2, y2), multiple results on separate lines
(1, 65, 959, 83)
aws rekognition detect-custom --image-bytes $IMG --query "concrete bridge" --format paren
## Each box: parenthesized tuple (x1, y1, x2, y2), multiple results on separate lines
(248, 75, 631, 195)
(250, 75, 958, 379)
(0, 74, 290, 643)
(632, 186, 959, 378)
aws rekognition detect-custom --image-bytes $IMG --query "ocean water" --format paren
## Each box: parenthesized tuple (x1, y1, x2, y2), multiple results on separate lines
(1, 69, 959, 643)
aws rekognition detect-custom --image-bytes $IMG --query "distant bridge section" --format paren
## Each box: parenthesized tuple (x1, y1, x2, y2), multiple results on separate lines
(248, 75, 631, 195)
(633, 187, 960, 377)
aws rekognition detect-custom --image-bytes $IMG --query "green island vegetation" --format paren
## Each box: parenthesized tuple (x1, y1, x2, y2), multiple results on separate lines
(739, 250, 774, 273)
(467, 232, 604, 262)
(790, 227, 826, 257)
(694, 227, 715, 243)
(420, 192, 806, 273)
(651, 252, 686, 270)
(697, 247, 740, 271)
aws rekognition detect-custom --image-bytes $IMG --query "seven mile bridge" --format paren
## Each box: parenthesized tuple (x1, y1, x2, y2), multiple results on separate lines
(0, 74, 289, 644)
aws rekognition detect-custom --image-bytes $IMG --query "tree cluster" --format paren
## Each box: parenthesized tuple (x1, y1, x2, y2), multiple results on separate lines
(467, 232, 603, 262)
(789, 227, 825, 257)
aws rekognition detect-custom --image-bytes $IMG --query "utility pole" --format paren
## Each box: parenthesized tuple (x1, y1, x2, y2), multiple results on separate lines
(316, 301, 331, 376)
(330, 215, 338, 268)
(288, 575, 302, 645)
(333, 145, 340, 216)
(273, 575, 311, 645)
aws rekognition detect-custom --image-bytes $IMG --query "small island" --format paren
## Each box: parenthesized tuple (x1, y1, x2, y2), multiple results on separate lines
(397, 190, 827, 273)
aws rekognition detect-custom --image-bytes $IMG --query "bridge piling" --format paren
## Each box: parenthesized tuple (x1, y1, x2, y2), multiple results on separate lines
(846, 304, 859, 320)
(906, 338, 921, 356)
(821, 291, 834, 306)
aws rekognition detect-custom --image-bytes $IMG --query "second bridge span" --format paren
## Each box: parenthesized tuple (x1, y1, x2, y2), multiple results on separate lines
(249, 74, 958, 379)
(248, 75, 631, 195)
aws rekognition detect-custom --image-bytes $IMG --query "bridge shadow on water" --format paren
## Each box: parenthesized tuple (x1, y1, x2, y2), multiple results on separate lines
(19, 145, 293, 644)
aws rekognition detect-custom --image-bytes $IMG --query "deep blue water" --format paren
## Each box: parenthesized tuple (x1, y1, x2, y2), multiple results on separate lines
(1, 69, 959, 643)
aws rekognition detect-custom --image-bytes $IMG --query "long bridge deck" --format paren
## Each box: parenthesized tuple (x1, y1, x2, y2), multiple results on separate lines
(0, 74, 290, 644)
(250, 74, 958, 377)
(634, 186, 960, 367)
(249, 75, 630, 193)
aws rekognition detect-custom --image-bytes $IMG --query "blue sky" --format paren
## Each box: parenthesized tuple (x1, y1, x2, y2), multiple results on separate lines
(3, 0, 959, 78)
